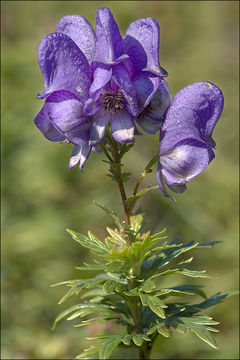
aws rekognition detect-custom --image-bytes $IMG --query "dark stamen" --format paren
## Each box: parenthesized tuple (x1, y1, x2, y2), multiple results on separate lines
(101, 90, 125, 113)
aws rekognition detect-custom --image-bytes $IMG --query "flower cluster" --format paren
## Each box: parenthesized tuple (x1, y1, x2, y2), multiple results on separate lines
(35, 7, 223, 198)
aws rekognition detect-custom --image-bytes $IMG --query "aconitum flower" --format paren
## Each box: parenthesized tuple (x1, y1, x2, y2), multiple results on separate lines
(34, 7, 170, 169)
(157, 81, 224, 199)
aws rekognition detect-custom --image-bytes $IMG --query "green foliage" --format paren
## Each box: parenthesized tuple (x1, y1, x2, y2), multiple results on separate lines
(52, 210, 237, 359)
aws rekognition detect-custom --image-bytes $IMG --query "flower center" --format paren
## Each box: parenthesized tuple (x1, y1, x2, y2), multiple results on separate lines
(100, 90, 125, 113)
(137, 103, 152, 119)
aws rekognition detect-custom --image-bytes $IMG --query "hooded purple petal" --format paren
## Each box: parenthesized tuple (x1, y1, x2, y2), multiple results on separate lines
(94, 7, 124, 64)
(37, 33, 90, 100)
(34, 105, 65, 142)
(69, 144, 92, 171)
(55, 15, 96, 63)
(157, 81, 223, 197)
(89, 109, 110, 145)
(161, 81, 224, 149)
(45, 90, 90, 146)
(111, 110, 135, 143)
(124, 18, 166, 77)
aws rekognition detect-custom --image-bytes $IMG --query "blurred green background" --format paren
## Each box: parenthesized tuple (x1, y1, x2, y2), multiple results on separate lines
(1, 1, 239, 359)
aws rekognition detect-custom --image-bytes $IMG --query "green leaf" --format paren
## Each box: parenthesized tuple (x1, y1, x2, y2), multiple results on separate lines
(58, 285, 82, 305)
(126, 186, 159, 208)
(103, 280, 118, 294)
(98, 335, 123, 359)
(130, 213, 144, 233)
(157, 325, 172, 337)
(119, 143, 134, 158)
(189, 324, 218, 349)
(51, 279, 86, 287)
(74, 316, 114, 327)
(140, 294, 167, 319)
(122, 171, 131, 183)
(223, 289, 239, 297)
(179, 268, 213, 278)
(141, 231, 167, 255)
(94, 201, 123, 230)
(106, 227, 126, 246)
(169, 285, 207, 299)
(168, 316, 219, 349)
(193, 292, 229, 311)
(76, 345, 100, 359)
(148, 297, 167, 319)
(182, 316, 219, 326)
(195, 241, 221, 248)
(156, 288, 195, 297)
(75, 261, 107, 271)
(52, 304, 83, 330)
(141, 279, 156, 293)
(122, 334, 132, 345)
(66, 303, 114, 321)
(132, 333, 151, 346)
(142, 240, 199, 279)
(67, 229, 110, 255)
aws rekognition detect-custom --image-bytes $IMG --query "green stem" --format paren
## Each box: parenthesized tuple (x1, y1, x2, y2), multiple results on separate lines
(133, 154, 158, 196)
(102, 136, 157, 359)
(139, 342, 152, 359)
(99, 142, 113, 163)
(111, 139, 131, 226)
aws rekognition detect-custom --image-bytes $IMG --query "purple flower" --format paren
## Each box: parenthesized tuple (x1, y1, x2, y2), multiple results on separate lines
(34, 8, 170, 169)
(83, 8, 170, 144)
(157, 81, 224, 199)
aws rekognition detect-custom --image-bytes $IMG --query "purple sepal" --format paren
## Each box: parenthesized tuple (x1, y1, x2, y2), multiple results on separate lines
(156, 165, 176, 201)
(37, 33, 90, 101)
(45, 90, 90, 147)
(69, 144, 92, 171)
(137, 116, 163, 135)
(149, 80, 171, 120)
(160, 140, 212, 186)
(89, 109, 110, 145)
(89, 65, 112, 100)
(124, 18, 166, 77)
(55, 15, 96, 63)
(94, 7, 124, 64)
(135, 75, 171, 134)
(111, 110, 135, 143)
(34, 105, 65, 142)
(134, 73, 160, 108)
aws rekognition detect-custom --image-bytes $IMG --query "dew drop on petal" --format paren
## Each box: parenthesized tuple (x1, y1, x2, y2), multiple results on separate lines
(203, 82, 212, 89)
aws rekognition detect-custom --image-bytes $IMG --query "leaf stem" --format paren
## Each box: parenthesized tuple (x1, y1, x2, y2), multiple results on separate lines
(99, 142, 113, 163)
(133, 154, 158, 196)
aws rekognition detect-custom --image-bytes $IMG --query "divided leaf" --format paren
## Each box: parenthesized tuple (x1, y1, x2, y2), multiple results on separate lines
(98, 335, 123, 359)
(67, 229, 110, 255)
(140, 294, 167, 319)
(167, 316, 219, 349)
